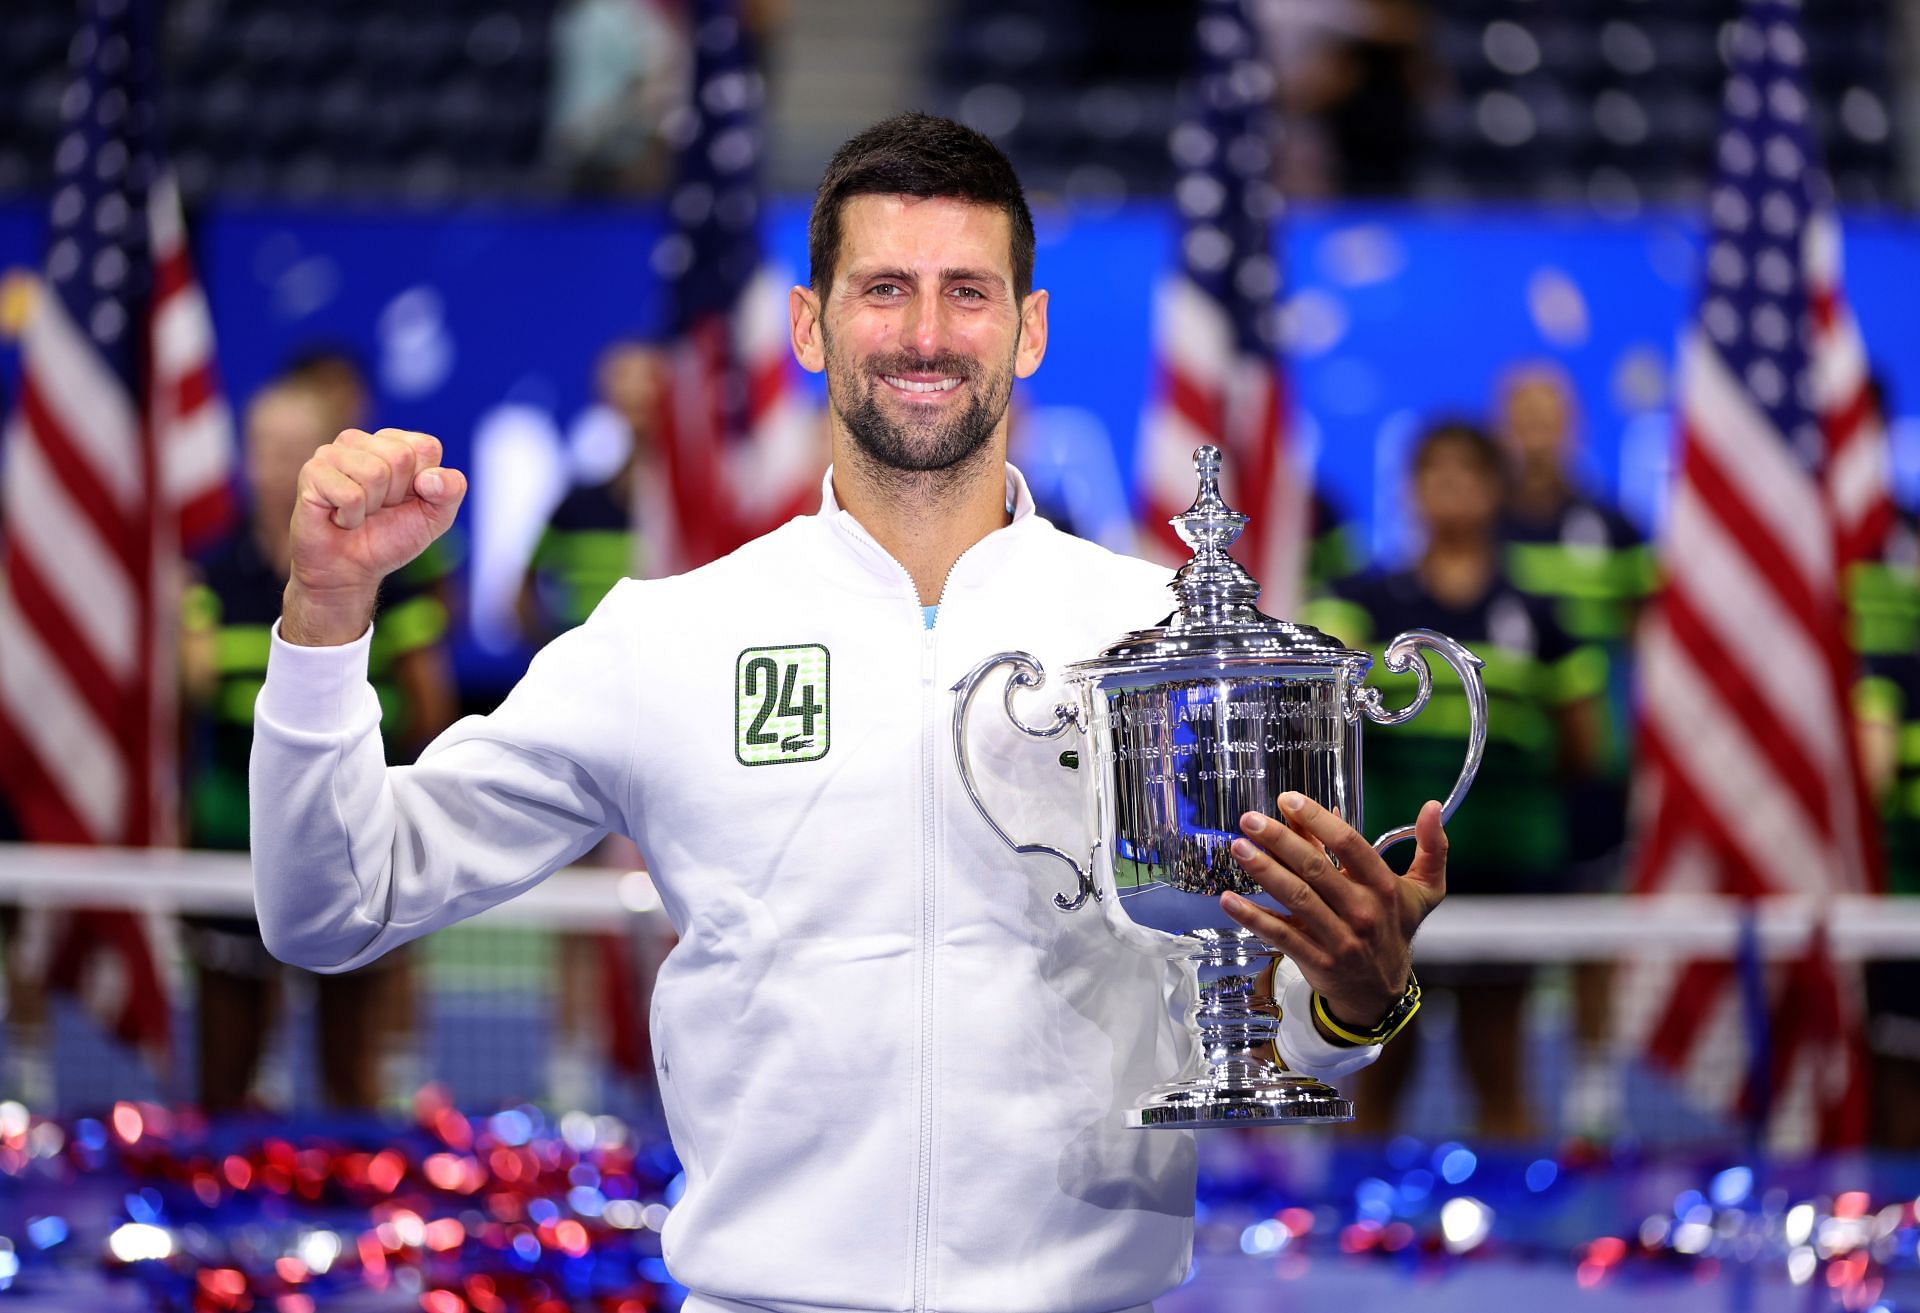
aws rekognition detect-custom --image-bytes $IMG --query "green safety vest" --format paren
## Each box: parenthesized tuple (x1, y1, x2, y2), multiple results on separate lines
(183, 535, 454, 851)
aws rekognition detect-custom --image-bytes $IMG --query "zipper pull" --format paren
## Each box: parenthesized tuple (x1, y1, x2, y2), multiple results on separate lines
(921, 625, 936, 682)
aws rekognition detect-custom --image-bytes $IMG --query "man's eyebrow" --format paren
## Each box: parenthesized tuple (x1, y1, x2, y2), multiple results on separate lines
(941, 267, 1006, 289)
(844, 266, 1008, 290)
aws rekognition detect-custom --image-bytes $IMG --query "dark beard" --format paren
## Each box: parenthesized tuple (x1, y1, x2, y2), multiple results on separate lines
(828, 344, 1013, 478)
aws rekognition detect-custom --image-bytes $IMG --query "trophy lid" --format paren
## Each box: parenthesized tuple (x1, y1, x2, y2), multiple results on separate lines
(1072, 446, 1364, 674)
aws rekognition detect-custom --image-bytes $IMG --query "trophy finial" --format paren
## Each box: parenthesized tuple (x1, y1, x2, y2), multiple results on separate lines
(1169, 445, 1263, 625)
(1172, 445, 1249, 555)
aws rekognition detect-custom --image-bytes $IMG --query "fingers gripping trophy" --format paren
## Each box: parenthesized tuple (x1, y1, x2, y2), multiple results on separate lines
(953, 446, 1489, 1128)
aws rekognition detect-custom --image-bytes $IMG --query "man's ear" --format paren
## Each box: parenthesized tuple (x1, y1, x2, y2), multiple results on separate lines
(790, 285, 825, 374)
(1014, 288, 1048, 379)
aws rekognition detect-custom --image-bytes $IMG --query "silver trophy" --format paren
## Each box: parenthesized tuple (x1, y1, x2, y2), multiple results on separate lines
(952, 446, 1488, 1128)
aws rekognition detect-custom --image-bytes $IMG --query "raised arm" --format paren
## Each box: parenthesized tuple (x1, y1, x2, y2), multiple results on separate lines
(251, 428, 635, 972)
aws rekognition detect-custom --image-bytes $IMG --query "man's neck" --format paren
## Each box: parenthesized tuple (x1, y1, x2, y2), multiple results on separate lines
(1417, 537, 1495, 608)
(831, 442, 1010, 605)
(1510, 465, 1570, 523)
(252, 514, 292, 579)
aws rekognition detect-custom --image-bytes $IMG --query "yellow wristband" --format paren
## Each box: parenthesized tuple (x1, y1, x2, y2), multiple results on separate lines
(1312, 975, 1422, 1047)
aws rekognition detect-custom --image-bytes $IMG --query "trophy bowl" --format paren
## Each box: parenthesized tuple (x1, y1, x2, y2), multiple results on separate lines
(953, 446, 1488, 1129)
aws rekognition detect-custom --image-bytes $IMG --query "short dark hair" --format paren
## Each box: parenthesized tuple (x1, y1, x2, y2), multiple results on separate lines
(808, 112, 1036, 301)
(281, 343, 369, 389)
(1412, 418, 1502, 479)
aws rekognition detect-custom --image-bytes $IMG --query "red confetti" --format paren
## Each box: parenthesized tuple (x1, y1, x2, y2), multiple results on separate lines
(368, 1150, 407, 1195)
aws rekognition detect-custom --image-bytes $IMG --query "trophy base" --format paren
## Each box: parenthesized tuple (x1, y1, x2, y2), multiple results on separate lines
(1126, 1074, 1354, 1129)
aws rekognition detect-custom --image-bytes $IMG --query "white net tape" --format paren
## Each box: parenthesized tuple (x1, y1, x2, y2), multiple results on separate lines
(3, 844, 1916, 957)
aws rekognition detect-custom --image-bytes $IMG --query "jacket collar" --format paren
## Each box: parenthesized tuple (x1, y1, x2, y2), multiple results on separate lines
(816, 462, 1036, 523)
(811, 463, 1043, 599)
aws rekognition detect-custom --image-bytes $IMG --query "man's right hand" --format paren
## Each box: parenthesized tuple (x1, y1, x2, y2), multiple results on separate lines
(281, 428, 467, 647)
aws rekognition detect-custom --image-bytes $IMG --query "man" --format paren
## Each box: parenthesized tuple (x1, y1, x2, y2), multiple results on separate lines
(1496, 361, 1654, 651)
(520, 339, 665, 639)
(1493, 361, 1648, 1134)
(183, 379, 457, 1111)
(251, 114, 1443, 1311)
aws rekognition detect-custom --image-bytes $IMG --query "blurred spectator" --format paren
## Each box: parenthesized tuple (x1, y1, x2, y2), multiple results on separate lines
(519, 340, 667, 1108)
(1302, 419, 1603, 1139)
(283, 344, 374, 438)
(179, 380, 458, 1113)
(521, 341, 665, 637)
(546, 0, 684, 195)
(1493, 360, 1652, 1135)
(1849, 375, 1920, 1150)
(1498, 363, 1654, 647)
(1254, 0, 1426, 197)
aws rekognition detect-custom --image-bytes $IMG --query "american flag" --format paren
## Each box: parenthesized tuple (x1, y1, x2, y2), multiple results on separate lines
(1136, 0, 1305, 613)
(647, 0, 817, 574)
(0, 0, 234, 1050)
(1626, 0, 1886, 1149)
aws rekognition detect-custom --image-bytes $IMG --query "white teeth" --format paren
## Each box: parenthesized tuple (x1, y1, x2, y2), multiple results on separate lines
(883, 375, 960, 393)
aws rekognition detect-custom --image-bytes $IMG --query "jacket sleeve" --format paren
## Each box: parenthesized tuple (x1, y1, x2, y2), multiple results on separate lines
(1272, 956, 1382, 1080)
(250, 581, 639, 973)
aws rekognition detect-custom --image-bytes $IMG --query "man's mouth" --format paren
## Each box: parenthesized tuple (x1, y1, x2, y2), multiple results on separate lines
(881, 375, 962, 394)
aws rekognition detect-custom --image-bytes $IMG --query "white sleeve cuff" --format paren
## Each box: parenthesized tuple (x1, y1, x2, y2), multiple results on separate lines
(1273, 958, 1382, 1080)
(257, 620, 377, 734)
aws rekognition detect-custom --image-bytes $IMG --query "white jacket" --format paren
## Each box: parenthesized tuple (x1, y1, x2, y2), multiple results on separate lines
(251, 466, 1377, 1313)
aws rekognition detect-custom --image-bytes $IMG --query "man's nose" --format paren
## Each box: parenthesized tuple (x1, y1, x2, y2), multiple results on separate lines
(901, 290, 945, 358)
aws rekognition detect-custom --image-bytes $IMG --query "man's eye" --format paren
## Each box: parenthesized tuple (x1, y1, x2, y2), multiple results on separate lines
(951, 286, 985, 299)
(870, 283, 901, 297)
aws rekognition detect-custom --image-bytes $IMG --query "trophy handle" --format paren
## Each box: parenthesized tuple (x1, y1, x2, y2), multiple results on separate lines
(950, 651, 1098, 912)
(1352, 628, 1488, 856)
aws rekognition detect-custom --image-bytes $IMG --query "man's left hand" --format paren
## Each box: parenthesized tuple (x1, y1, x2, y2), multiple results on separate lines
(1221, 792, 1447, 1032)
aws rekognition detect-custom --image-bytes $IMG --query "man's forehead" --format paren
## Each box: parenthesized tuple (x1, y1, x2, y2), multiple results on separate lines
(248, 390, 326, 440)
(835, 194, 1014, 278)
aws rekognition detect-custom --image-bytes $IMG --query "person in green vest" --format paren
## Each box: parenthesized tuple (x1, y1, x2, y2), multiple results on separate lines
(1860, 634, 1920, 1150)
(1848, 374, 1920, 1149)
(517, 340, 667, 1106)
(1492, 361, 1651, 1134)
(181, 378, 458, 1112)
(519, 341, 663, 640)
(1301, 419, 1604, 1140)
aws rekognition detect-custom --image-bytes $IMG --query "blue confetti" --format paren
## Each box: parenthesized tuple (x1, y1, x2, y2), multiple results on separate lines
(1439, 1147, 1478, 1185)
(1710, 1166, 1753, 1207)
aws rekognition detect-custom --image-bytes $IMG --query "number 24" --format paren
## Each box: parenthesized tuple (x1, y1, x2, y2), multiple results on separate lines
(743, 657, 822, 744)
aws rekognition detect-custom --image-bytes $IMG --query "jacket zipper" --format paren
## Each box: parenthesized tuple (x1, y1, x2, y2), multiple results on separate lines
(828, 511, 991, 1313)
(913, 552, 966, 1313)
(914, 611, 937, 1312)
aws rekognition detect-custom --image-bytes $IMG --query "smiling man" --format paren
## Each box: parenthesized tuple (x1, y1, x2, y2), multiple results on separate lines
(251, 113, 1444, 1313)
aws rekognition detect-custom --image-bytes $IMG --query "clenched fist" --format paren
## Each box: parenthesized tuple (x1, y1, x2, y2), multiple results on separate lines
(281, 427, 467, 647)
